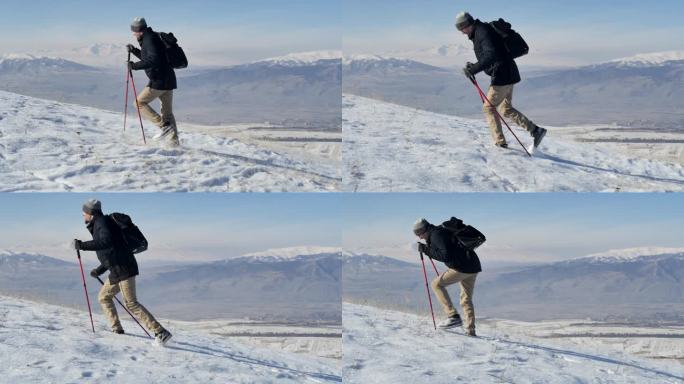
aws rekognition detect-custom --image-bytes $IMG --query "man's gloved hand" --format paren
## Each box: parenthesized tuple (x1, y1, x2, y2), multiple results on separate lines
(126, 44, 135, 53)
(417, 242, 428, 254)
(72, 239, 82, 250)
(90, 268, 100, 278)
(463, 62, 476, 81)
(127, 61, 134, 72)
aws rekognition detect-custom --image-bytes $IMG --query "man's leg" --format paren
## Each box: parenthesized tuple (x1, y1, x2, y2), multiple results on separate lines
(431, 268, 470, 317)
(483, 85, 511, 146)
(158, 90, 179, 144)
(136, 87, 165, 127)
(499, 85, 537, 134)
(118, 276, 164, 334)
(459, 273, 478, 333)
(98, 279, 123, 332)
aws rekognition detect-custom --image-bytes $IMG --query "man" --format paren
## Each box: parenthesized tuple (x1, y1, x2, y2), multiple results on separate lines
(73, 198, 172, 345)
(127, 17, 179, 146)
(456, 11, 547, 149)
(414, 218, 481, 336)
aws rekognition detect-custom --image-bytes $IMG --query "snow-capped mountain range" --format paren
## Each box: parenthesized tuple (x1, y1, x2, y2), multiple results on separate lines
(606, 50, 684, 67)
(569, 247, 684, 264)
(241, 246, 341, 262)
(258, 50, 341, 66)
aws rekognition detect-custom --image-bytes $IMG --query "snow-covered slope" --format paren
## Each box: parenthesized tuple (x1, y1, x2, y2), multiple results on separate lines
(343, 303, 684, 384)
(342, 94, 684, 192)
(0, 296, 340, 383)
(0, 90, 339, 191)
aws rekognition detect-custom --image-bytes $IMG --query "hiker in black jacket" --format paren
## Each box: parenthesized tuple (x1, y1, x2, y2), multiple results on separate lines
(414, 218, 480, 336)
(127, 17, 179, 146)
(73, 199, 172, 345)
(456, 11, 547, 149)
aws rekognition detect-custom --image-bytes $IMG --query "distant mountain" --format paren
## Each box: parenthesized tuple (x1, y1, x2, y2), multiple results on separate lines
(0, 248, 341, 323)
(343, 248, 684, 322)
(0, 51, 341, 127)
(343, 52, 684, 128)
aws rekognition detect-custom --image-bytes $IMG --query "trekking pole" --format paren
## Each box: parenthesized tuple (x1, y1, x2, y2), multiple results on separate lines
(428, 256, 440, 277)
(419, 251, 437, 330)
(76, 249, 95, 333)
(469, 76, 531, 157)
(128, 58, 147, 144)
(95, 277, 152, 338)
(123, 52, 131, 132)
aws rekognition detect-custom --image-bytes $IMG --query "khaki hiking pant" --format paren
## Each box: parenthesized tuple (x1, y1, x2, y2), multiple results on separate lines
(136, 87, 178, 140)
(98, 276, 163, 334)
(483, 84, 536, 146)
(431, 269, 478, 332)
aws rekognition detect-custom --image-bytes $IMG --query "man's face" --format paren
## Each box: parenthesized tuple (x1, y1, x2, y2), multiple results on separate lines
(458, 25, 474, 36)
(417, 231, 429, 241)
(133, 31, 143, 39)
(83, 211, 93, 224)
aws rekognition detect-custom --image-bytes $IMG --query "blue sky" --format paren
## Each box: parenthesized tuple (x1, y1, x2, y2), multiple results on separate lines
(0, 0, 340, 65)
(0, 193, 342, 262)
(343, 0, 684, 66)
(343, 193, 684, 263)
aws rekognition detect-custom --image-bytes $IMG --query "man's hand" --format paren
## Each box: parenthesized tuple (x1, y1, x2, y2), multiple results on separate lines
(126, 44, 135, 53)
(127, 61, 134, 72)
(90, 268, 100, 278)
(417, 242, 428, 254)
(72, 239, 82, 250)
(463, 62, 476, 82)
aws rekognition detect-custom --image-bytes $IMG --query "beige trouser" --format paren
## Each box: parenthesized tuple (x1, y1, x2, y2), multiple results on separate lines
(431, 269, 478, 332)
(136, 87, 177, 131)
(483, 84, 536, 145)
(98, 276, 163, 334)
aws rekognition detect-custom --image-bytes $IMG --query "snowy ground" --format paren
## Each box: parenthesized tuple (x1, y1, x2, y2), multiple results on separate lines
(342, 94, 684, 192)
(0, 296, 341, 383)
(0, 90, 340, 191)
(343, 303, 684, 384)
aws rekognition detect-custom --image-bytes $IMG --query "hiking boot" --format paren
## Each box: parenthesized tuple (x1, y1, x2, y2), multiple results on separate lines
(155, 329, 173, 345)
(153, 123, 176, 141)
(532, 126, 547, 148)
(465, 329, 477, 337)
(113, 328, 125, 335)
(495, 142, 508, 149)
(438, 315, 463, 329)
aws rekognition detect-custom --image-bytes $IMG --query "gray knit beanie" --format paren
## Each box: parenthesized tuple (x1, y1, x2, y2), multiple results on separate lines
(131, 17, 147, 32)
(82, 198, 102, 214)
(413, 218, 430, 236)
(455, 11, 474, 30)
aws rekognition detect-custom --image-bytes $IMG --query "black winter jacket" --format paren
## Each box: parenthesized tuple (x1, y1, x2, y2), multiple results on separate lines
(423, 225, 482, 274)
(81, 213, 139, 284)
(468, 20, 521, 86)
(131, 27, 177, 90)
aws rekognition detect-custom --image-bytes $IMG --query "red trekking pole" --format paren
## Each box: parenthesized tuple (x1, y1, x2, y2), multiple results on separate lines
(76, 248, 95, 333)
(419, 251, 437, 330)
(124, 51, 147, 144)
(469, 76, 531, 157)
(428, 256, 440, 277)
(123, 52, 131, 132)
(95, 277, 152, 338)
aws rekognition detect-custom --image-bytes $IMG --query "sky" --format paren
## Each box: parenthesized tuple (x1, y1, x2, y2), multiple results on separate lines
(0, 0, 341, 66)
(0, 193, 342, 263)
(343, 0, 684, 66)
(342, 193, 684, 264)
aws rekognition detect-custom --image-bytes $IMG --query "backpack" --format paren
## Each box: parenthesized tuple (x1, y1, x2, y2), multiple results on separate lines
(158, 32, 188, 69)
(440, 217, 486, 251)
(489, 18, 529, 59)
(108, 213, 148, 254)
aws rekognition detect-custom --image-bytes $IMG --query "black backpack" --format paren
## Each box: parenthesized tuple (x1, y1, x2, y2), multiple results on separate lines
(108, 213, 148, 254)
(440, 217, 486, 251)
(158, 32, 188, 69)
(489, 18, 529, 59)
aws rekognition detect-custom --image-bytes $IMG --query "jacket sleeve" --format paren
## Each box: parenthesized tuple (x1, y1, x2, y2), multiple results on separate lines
(94, 264, 108, 275)
(469, 28, 498, 75)
(425, 232, 450, 263)
(130, 47, 142, 60)
(80, 221, 114, 259)
(131, 36, 163, 71)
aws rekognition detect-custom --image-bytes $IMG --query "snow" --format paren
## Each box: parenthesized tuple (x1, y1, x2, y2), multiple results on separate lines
(343, 303, 684, 384)
(342, 94, 684, 192)
(0, 90, 339, 191)
(607, 50, 684, 67)
(0, 295, 341, 383)
(571, 247, 684, 264)
(258, 50, 342, 66)
(241, 246, 342, 262)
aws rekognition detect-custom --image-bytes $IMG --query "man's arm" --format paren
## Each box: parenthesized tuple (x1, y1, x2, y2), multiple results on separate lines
(79, 222, 113, 253)
(468, 28, 497, 75)
(131, 37, 162, 71)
